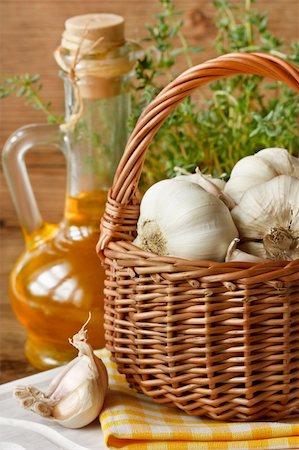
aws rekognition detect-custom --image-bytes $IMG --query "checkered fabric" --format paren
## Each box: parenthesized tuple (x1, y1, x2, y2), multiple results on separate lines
(96, 349, 299, 450)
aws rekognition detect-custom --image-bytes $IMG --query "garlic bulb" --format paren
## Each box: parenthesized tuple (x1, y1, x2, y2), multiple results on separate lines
(231, 175, 299, 261)
(225, 238, 264, 262)
(174, 168, 235, 209)
(13, 317, 108, 429)
(225, 148, 299, 203)
(134, 178, 238, 261)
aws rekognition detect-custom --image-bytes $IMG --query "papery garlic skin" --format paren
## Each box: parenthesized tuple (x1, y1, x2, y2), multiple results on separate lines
(13, 317, 108, 429)
(134, 179, 239, 261)
(224, 148, 299, 203)
(231, 175, 299, 261)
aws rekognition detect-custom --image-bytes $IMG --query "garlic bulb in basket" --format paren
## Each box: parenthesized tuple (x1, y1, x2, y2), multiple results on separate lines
(224, 148, 299, 203)
(13, 317, 108, 429)
(231, 175, 299, 261)
(134, 178, 239, 261)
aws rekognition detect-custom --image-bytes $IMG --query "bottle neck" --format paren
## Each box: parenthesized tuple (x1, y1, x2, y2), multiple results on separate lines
(62, 76, 131, 224)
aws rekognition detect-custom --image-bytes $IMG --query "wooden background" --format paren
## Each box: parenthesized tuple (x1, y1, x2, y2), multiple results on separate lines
(0, 0, 298, 383)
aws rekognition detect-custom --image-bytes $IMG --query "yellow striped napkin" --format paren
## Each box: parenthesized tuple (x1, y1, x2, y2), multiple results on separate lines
(96, 349, 299, 450)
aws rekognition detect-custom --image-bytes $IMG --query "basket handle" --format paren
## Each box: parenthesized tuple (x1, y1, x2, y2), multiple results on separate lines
(97, 52, 299, 254)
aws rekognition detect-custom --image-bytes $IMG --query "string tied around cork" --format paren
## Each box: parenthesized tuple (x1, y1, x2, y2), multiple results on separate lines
(53, 13, 136, 132)
(54, 32, 105, 132)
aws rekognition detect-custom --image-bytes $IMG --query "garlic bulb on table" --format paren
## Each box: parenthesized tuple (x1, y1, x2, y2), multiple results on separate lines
(134, 178, 239, 261)
(231, 175, 299, 261)
(224, 148, 299, 203)
(13, 317, 108, 429)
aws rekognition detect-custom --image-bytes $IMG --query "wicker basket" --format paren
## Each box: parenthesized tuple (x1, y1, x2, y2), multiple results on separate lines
(97, 52, 299, 421)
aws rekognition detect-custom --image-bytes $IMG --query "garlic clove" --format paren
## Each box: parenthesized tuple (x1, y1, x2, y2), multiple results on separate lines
(224, 155, 277, 203)
(192, 168, 235, 209)
(292, 156, 299, 178)
(256, 147, 298, 177)
(174, 168, 235, 209)
(205, 176, 226, 191)
(46, 355, 90, 401)
(225, 238, 264, 262)
(13, 316, 108, 429)
(52, 377, 105, 429)
(174, 169, 226, 190)
(224, 148, 299, 204)
(239, 241, 268, 259)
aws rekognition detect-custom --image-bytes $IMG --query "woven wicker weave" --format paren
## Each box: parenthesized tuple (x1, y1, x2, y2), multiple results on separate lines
(97, 52, 299, 421)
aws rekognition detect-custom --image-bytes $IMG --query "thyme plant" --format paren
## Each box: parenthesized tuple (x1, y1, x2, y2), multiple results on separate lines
(1, 0, 298, 186)
(133, 0, 299, 185)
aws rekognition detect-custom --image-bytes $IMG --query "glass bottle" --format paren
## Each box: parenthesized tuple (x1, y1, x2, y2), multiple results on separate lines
(2, 14, 137, 369)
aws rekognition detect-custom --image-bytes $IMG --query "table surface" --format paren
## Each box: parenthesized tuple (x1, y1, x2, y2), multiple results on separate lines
(0, 228, 39, 384)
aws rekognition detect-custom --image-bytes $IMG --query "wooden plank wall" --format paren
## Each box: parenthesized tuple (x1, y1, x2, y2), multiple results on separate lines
(1, 0, 298, 229)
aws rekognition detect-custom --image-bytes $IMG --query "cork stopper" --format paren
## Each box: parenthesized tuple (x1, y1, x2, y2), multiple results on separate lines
(62, 13, 125, 54)
(54, 13, 136, 129)
(54, 13, 133, 102)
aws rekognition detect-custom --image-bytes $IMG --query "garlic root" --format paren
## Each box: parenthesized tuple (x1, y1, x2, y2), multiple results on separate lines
(263, 226, 298, 260)
(13, 315, 108, 429)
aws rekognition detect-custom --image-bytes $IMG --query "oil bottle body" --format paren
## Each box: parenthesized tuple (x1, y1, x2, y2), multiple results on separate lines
(9, 193, 107, 369)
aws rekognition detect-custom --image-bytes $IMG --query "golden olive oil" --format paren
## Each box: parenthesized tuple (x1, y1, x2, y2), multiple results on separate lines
(10, 191, 107, 369)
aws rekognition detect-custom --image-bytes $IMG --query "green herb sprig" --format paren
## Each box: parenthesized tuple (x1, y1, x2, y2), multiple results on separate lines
(0, 73, 63, 124)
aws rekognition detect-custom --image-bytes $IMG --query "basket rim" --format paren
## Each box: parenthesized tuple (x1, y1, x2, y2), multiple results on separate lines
(103, 240, 299, 285)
